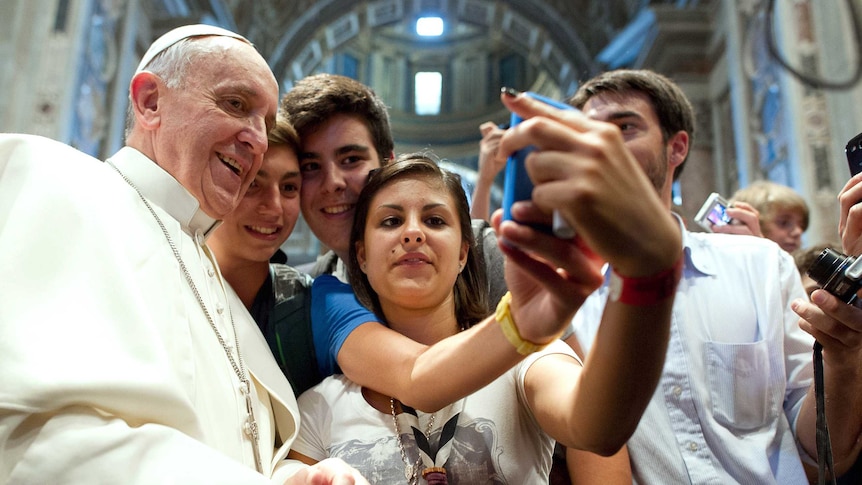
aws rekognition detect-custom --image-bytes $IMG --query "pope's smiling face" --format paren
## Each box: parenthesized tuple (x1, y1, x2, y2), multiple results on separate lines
(151, 38, 279, 219)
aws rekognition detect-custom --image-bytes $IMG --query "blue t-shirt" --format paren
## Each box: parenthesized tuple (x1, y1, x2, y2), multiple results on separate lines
(311, 274, 378, 377)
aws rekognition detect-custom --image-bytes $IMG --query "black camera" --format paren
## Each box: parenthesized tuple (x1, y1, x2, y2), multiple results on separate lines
(806, 247, 862, 304)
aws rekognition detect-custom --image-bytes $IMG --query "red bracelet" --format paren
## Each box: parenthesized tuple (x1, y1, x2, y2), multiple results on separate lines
(608, 256, 683, 305)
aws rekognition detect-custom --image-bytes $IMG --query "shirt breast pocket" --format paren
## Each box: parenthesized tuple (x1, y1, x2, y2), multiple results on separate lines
(706, 339, 779, 431)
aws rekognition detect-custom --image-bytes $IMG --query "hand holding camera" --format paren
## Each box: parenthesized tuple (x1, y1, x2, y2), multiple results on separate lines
(695, 193, 764, 237)
(796, 248, 862, 358)
(693, 192, 732, 232)
(819, 138, 862, 305)
(807, 248, 862, 305)
(792, 131, 862, 484)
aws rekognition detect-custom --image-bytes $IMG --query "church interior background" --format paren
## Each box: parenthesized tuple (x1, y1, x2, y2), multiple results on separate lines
(2, 0, 861, 265)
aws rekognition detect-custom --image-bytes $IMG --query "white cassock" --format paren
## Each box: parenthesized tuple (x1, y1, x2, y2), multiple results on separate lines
(0, 134, 306, 483)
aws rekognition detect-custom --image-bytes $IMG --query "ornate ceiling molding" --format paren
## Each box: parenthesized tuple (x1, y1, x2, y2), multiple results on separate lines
(264, 0, 599, 91)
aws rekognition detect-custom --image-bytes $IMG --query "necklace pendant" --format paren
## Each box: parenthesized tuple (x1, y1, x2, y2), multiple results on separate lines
(248, 423, 263, 473)
(422, 467, 448, 484)
(244, 413, 263, 473)
(241, 383, 262, 473)
(242, 393, 259, 441)
(244, 415, 259, 440)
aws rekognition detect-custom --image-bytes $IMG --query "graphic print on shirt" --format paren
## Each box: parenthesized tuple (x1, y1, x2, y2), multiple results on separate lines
(330, 417, 506, 484)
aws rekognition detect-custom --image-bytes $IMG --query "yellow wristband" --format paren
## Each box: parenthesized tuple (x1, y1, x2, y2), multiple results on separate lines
(496, 292, 552, 355)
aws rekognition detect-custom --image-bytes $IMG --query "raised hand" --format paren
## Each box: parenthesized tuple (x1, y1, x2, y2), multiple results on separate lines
(495, 90, 681, 279)
(492, 208, 604, 342)
(711, 201, 764, 237)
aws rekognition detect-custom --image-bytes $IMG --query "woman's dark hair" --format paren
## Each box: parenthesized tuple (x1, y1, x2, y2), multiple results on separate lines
(347, 153, 490, 328)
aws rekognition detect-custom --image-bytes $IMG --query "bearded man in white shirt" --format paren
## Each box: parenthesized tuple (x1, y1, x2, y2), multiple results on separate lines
(560, 69, 862, 484)
(0, 25, 366, 485)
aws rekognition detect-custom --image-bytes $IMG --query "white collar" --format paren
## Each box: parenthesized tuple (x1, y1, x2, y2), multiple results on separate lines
(106, 147, 221, 238)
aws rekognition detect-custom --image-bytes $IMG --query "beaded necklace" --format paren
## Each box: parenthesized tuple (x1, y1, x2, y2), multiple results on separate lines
(390, 398, 434, 484)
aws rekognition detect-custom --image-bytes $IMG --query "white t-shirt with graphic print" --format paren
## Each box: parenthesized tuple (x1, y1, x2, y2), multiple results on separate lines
(292, 340, 578, 484)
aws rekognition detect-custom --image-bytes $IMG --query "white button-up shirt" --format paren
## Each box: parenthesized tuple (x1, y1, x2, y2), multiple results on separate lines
(571, 217, 814, 485)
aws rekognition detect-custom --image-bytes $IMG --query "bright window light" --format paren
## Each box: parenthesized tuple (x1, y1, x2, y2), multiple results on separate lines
(416, 17, 444, 36)
(415, 72, 442, 115)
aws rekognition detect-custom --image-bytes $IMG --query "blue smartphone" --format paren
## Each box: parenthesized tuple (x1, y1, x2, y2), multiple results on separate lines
(501, 91, 578, 238)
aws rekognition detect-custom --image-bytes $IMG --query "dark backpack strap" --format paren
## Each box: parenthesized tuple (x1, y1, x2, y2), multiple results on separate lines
(267, 265, 322, 397)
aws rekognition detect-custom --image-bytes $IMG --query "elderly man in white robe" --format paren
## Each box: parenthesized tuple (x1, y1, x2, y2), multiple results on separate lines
(0, 25, 366, 484)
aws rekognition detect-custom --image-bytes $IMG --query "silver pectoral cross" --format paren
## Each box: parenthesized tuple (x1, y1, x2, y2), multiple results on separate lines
(240, 379, 263, 473)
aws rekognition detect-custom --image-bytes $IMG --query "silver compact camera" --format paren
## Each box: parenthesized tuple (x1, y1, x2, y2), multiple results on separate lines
(806, 247, 862, 304)
(694, 192, 731, 232)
